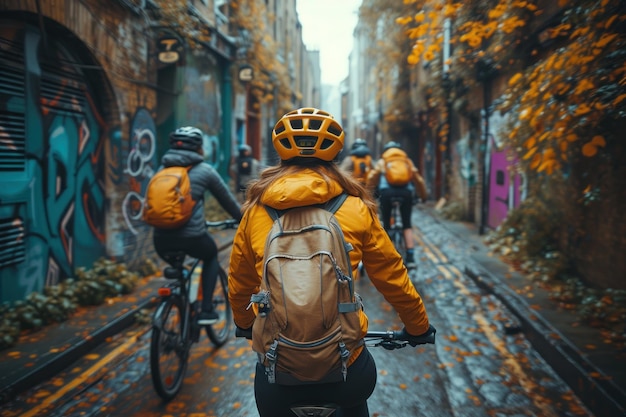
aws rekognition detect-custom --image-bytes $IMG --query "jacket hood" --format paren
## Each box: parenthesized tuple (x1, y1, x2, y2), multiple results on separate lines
(161, 149, 204, 167)
(260, 169, 344, 210)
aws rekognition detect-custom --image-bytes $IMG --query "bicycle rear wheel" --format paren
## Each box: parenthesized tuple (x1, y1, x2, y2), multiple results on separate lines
(150, 296, 188, 401)
(392, 227, 406, 259)
(206, 267, 232, 347)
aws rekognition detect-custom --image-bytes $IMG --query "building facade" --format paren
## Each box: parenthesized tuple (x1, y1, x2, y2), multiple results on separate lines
(0, 0, 320, 303)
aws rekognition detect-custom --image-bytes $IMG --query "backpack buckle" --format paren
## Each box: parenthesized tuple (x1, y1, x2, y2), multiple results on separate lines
(249, 290, 271, 317)
(265, 340, 279, 384)
(339, 342, 350, 382)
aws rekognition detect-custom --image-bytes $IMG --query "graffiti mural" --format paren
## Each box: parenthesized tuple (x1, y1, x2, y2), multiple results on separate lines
(118, 109, 158, 268)
(0, 23, 107, 302)
(122, 109, 157, 236)
(456, 132, 478, 187)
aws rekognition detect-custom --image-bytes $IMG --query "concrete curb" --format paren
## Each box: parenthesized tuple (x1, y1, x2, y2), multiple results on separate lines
(0, 233, 237, 405)
(464, 258, 626, 417)
(0, 297, 156, 405)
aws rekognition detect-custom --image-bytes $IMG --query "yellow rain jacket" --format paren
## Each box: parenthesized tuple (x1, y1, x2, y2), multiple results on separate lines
(228, 168, 430, 364)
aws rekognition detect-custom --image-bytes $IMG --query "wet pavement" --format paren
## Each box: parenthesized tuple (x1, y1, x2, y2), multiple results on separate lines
(0, 205, 624, 417)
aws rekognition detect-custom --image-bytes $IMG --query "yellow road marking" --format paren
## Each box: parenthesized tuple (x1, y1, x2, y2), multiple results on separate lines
(413, 230, 448, 264)
(427, 239, 558, 417)
(20, 333, 140, 417)
(473, 313, 558, 417)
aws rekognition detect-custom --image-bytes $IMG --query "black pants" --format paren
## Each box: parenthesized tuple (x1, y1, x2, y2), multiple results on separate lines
(153, 233, 218, 312)
(379, 187, 413, 231)
(254, 348, 377, 417)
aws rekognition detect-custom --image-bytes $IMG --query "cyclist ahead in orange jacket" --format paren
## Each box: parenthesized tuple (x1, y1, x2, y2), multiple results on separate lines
(228, 108, 433, 417)
(339, 138, 374, 185)
(366, 141, 428, 269)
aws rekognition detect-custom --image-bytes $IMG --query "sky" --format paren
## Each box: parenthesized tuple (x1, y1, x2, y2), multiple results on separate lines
(296, 0, 362, 87)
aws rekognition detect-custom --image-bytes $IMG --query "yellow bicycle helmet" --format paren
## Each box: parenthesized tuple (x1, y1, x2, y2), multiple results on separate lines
(272, 107, 345, 161)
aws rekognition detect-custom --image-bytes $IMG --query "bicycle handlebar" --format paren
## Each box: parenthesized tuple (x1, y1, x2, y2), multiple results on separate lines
(235, 327, 435, 351)
(205, 219, 239, 230)
(365, 329, 435, 350)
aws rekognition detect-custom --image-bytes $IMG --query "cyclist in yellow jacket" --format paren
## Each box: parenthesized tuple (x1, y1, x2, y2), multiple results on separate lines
(228, 108, 434, 417)
(366, 141, 427, 269)
(339, 138, 374, 185)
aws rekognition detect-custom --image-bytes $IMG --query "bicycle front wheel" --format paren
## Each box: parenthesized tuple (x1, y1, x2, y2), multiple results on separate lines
(206, 267, 232, 347)
(150, 296, 188, 401)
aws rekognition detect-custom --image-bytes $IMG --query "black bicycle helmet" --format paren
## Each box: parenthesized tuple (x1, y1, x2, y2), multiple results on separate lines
(352, 138, 367, 150)
(238, 143, 251, 157)
(383, 141, 402, 151)
(272, 107, 345, 161)
(170, 126, 204, 151)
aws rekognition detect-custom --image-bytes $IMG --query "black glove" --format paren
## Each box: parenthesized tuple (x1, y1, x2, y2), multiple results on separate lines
(235, 326, 253, 340)
(398, 325, 436, 346)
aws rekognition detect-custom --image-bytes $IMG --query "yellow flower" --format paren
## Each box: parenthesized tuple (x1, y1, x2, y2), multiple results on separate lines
(574, 79, 595, 95)
(605, 15, 618, 29)
(523, 146, 538, 160)
(530, 153, 542, 169)
(591, 135, 606, 147)
(502, 16, 526, 34)
(538, 159, 558, 175)
(613, 94, 626, 106)
(582, 142, 598, 157)
(574, 104, 592, 116)
(524, 137, 536, 149)
(488, 5, 506, 19)
(594, 33, 617, 48)
(482, 21, 497, 38)
(543, 148, 556, 161)
(508, 73, 523, 86)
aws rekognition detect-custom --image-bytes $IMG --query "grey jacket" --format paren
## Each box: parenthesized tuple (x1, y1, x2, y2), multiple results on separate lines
(153, 149, 242, 238)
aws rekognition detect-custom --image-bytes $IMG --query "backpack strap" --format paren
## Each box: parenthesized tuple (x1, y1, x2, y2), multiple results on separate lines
(325, 192, 348, 214)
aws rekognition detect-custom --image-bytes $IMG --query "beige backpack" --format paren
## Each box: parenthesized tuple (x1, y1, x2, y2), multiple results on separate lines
(250, 193, 364, 385)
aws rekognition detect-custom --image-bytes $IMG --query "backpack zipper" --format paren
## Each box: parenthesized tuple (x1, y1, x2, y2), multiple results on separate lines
(278, 326, 341, 348)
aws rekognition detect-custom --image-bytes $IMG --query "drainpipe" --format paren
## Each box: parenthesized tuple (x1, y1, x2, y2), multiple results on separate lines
(221, 61, 233, 181)
(479, 64, 492, 235)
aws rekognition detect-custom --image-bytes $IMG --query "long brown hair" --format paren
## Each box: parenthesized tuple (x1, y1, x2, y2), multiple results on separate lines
(242, 158, 377, 212)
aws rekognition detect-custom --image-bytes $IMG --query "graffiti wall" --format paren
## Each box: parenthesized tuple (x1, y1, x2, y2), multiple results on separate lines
(0, 23, 107, 301)
(118, 108, 158, 264)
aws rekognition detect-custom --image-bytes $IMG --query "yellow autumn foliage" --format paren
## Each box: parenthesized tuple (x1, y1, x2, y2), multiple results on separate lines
(397, 0, 623, 177)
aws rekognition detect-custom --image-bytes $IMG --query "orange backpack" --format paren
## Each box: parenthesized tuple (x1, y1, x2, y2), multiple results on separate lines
(383, 149, 412, 186)
(351, 154, 372, 183)
(142, 165, 196, 229)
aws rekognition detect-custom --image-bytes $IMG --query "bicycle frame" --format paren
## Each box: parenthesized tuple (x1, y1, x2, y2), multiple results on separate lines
(150, 219, 237, 401)
(388, 197, 406, 258)
(154, 257, 201, 345)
